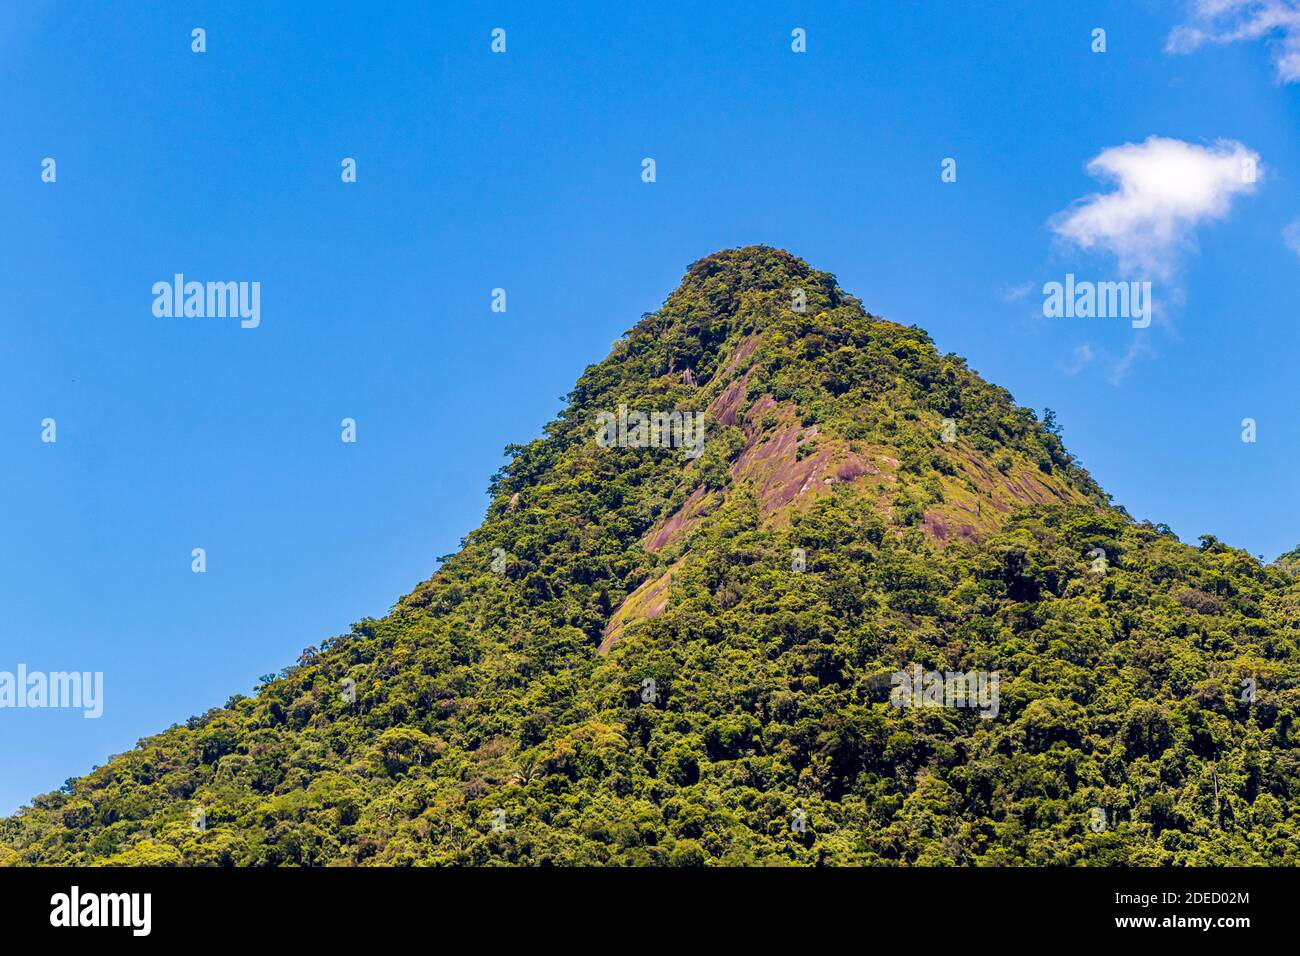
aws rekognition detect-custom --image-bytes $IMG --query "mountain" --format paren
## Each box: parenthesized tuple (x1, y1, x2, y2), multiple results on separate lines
(5, 246, 1300, 866)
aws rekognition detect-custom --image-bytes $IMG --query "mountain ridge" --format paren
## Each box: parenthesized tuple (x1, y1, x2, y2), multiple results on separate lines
(4, 246, 1299, 866)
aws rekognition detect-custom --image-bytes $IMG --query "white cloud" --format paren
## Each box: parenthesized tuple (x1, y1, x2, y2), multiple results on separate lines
(1107, 336, 1154, 387)
(999, 281, 1035, 302)
(1168, 0, 1300, 83)
(1058, 344, 1095, 376)
(1049, 136, 1260, 279)
(1284, 218, 1300, 257)
(1054, 340, 1152, 387)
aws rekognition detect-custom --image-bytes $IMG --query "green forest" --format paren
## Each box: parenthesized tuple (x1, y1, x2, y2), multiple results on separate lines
(5, 246, 1299, 866)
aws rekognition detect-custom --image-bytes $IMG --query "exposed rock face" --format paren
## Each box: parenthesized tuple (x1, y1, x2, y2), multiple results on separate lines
(597, 250, 1096, 649)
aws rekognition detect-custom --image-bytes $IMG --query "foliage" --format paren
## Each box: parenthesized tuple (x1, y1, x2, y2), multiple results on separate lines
(4, 247, 1298, 866)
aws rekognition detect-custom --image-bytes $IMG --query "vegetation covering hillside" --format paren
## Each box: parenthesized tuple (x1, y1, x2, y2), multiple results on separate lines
(4, 247, 1300, 866)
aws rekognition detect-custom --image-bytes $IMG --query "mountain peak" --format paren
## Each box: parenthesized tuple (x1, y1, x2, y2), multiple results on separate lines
(613, 247, 854, 368)
(682, 245, 820, 291)
(10, 250, 1293, 868)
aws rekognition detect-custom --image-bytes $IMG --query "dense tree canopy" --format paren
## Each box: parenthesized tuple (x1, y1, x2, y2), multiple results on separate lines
(4, 247, 1298, 866)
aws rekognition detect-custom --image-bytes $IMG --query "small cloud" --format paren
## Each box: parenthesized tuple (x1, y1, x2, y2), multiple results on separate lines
(1049, 136, 1260, 280)
(1058, 343, 1096, 376)
(999, 281, 1035, 302)
(1284, 218, 1300, 257)
(1054, 340, 1150, 386)
(1168, 0, 1300, 83)
(1107, 336, 1154, 387)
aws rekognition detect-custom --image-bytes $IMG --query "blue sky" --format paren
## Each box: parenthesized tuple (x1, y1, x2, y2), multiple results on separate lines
(3, 0, 1300, 813)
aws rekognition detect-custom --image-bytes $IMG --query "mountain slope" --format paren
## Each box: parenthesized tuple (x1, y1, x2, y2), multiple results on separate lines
(5, 246, 1300, 866)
